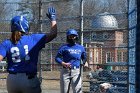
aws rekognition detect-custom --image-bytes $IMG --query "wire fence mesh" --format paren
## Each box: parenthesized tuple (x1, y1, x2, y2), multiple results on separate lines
(0, 0, 129, 93)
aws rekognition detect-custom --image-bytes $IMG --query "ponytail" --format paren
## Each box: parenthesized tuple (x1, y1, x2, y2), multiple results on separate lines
(10, 31, 22, 44)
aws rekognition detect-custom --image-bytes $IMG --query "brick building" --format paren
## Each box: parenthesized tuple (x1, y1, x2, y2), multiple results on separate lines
(85, 12, 128, 70)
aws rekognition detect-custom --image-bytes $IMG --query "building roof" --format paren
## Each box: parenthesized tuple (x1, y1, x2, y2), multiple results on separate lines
(92, 12, 118, 30)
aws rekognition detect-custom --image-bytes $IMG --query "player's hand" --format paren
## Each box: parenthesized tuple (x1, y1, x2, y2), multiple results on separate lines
(62, 62, 71, 68)
(46, 7, 56, 21)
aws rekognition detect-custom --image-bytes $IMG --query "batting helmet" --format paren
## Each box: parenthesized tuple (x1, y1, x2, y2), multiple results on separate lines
(66, 29, 78, 36)
(11, 16, 29, 33)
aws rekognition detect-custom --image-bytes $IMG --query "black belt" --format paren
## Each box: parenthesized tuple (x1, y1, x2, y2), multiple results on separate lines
(9, 72, 36, 79)
(63, 66, 80, 69)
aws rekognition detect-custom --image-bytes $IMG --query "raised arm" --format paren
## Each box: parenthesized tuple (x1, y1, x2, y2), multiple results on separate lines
(46, 7, 57, 43)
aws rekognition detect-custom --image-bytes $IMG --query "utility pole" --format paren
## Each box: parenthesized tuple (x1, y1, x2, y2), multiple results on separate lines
(80, 0, 84, 46)
(39, 0, 43, 32)
(80, 0, 84, 92)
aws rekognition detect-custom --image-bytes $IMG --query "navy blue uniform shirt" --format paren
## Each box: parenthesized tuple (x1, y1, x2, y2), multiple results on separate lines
(55, 43, 87, 68)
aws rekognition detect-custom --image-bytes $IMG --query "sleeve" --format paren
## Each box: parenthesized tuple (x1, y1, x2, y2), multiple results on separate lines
(55, 47, 63, 64)
(31, 34, 47, 50)
(81, 47, 87, 65)
(0, 44, 6, 58)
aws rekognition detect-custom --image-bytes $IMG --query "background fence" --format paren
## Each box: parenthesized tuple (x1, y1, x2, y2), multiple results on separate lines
(0, 0, 129, 93)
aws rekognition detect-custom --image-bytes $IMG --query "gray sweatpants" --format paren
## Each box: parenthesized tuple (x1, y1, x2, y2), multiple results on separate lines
(60, 68, 82, 93)
(7, 73, 41, 93)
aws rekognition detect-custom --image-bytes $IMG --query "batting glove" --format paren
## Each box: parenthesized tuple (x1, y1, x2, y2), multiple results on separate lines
(46, 7, 56, 21)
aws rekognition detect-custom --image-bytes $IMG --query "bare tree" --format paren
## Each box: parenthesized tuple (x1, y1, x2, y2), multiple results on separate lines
(17, 0, 40, 32)
(16, 0, 128, 32)
(0, 0, 9, 19)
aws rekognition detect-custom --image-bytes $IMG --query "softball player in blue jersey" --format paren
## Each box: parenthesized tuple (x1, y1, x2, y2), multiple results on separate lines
(55, 29, 87, 93)
(0, 7, 57, 93)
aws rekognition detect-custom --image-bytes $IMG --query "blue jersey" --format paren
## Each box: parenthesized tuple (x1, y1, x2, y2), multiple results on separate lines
(0, 34, 46, 73)
(55, 43, 86, 68)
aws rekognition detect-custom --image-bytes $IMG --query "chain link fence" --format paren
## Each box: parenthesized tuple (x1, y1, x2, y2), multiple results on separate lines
(0, 0, 129, 93)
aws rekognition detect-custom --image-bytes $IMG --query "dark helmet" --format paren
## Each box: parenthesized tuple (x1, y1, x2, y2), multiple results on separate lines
(66, 29, 78, 36)
(66, 29, 78, 44)
(11, 16, 29, 33)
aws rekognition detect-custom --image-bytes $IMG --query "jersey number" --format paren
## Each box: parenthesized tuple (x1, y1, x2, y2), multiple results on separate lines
(10, 45, 29, 63)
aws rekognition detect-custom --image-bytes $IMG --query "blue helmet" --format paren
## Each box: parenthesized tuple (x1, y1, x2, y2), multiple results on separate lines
(11, 16, 29, 33)
(66, 29, 78, 36)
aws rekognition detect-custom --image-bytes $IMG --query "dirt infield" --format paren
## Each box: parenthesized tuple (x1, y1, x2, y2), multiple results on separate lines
(0, 71, 90, 93)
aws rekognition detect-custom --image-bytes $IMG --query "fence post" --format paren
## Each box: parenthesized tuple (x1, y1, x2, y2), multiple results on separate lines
(80, 0, 84, 92)
(38, 0, 43, 83)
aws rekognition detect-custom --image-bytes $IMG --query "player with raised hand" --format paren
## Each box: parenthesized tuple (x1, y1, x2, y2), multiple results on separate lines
(0, 7, 57, 93)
